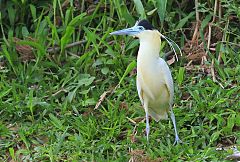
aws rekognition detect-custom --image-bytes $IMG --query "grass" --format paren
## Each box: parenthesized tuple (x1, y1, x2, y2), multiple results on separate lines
(0, 0, 240, 161)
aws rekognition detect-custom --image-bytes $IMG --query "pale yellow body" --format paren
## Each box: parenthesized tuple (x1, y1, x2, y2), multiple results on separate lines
(136, 30, 174, 121)
(110, 22, 180, 143)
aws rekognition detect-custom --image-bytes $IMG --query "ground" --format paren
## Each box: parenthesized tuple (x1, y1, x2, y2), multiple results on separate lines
(0, 0, 240, 161)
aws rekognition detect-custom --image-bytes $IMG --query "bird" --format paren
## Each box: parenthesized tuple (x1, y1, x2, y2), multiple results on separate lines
(110, 20, 181, 144)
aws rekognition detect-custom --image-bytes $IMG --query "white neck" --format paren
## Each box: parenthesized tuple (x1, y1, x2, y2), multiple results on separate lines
(137, 31, 161, 64)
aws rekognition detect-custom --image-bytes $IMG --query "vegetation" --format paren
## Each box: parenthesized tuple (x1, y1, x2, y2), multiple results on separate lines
(0, 0, 239, 161)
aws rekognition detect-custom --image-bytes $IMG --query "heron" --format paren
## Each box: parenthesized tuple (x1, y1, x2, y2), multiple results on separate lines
(110, 20, 181, 144)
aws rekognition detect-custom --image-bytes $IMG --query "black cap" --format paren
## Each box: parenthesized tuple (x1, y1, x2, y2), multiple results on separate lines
(137, 20, 154, 30)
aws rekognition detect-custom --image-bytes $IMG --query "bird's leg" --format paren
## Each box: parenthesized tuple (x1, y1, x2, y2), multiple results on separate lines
(143, 101, 150, 142)
(170, 107, 182, 144)
(145, 109, 150, 142)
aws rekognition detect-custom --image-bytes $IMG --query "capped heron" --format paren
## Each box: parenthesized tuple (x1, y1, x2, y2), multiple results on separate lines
(110, 20, 181, 144)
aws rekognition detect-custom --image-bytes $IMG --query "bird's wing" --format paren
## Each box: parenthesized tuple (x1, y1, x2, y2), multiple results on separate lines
(136, 75, 144, 105)
(160, 58, 174, 107)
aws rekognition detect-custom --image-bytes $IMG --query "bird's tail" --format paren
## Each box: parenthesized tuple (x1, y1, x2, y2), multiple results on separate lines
(148, 107, 168, 121)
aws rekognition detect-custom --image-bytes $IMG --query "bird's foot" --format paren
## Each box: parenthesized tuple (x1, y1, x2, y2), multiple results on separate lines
(173, 136, 182, 145)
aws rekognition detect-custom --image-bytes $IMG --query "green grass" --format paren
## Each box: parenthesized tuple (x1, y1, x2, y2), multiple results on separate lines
(0, 0, 240, 161)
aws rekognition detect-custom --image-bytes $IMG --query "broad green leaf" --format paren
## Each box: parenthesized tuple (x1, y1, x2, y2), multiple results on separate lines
(65, 8, 72, 25)
(67, 75, 95, 103)
(68, 13, 86, 26)
(177, 67, 185, 85)
(189, 90, 200, 102)
(156, 0, 167, 23)
(22, 26, 29, 37)
(67, 87, 78, 103)
(147, 8, 158, 16)
(119, 60, 136, 86)
(9, 148, 15, 160)
(0, 88, 12, 99)
(45, 16, 60, 43)
(210, 130, 221, 143)
(133, 0, 146, 19)
(60, 26, 74, 53)
(35, 9, 45, 37)
(121, 5, 135, 25)
(7, 5, 15, 27)
(223, 113, 236, 133)
(82, 98, 96, 106)
(49, 113, 63, 130)
(29, 4, 36, 21)
(113, 0, 123, 20)
(176, 12, 195, 29)
(1, 45, 17, 74)
(236, 114, 240, 126)
(200, 14, 212, 43)
(126, 39, 139, 51)
(78, 76, 95, 86)
(18, 129, 30, 149)
(83, 27, 100, 55)
(101, 67, 109, 75)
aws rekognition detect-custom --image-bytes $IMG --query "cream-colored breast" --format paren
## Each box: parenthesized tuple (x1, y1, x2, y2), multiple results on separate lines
(137, 58, 169, 102)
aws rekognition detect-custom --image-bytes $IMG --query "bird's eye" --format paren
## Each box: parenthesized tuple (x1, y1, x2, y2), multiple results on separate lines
(139, 26, 144, 30)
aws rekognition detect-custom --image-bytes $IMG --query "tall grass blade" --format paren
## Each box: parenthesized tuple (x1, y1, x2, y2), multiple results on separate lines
(133, 0, 146, 19)
(1, 45, 17, 74)
(156, 0, 167, 24)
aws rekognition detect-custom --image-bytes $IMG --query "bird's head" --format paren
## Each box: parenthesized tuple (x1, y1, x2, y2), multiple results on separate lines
(110, 20, 158, 39)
